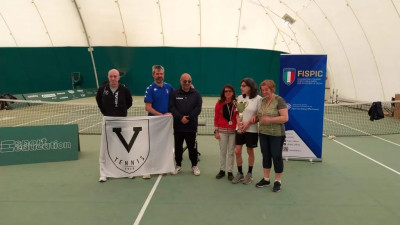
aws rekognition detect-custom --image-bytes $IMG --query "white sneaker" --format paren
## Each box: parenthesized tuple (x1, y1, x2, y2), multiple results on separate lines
(171, 166, 182, 175)
(99, 176, 107, 182)
(192, 166, 200, 176)
(142, 174, 151, 179)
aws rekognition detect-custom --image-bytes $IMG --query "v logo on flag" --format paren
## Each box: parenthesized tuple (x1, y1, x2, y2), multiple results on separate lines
(112, 127, 143, 153)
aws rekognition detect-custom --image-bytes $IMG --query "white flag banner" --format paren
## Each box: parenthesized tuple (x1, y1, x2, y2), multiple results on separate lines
(99, 115, 175, 178)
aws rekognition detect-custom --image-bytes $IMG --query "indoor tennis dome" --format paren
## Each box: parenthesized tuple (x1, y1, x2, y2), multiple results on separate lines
(1, 0, 399, 102)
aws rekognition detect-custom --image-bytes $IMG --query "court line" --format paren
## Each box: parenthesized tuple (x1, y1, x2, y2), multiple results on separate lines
(333, 139, 400, 176)
(15, 113, 67, 126)
(79, 121, 102, 132)
(325, 118, 400, 147)
(133, 174, 162, 225)
(64, 114, 98, 125)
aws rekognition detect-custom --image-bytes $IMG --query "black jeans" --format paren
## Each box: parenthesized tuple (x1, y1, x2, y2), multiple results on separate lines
(174, 132, 198, 167)
(259, 133, 285, 173)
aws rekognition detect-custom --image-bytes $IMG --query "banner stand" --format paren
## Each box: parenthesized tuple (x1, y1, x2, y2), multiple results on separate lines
(279, 54, 327, 161)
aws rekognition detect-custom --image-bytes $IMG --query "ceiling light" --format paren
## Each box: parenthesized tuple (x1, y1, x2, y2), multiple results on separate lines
(282, 13, 296, 25)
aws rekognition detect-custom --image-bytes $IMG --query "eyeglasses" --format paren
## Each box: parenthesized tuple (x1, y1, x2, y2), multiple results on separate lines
(182, 80, 192, 84)
(224, 90, 233, 93)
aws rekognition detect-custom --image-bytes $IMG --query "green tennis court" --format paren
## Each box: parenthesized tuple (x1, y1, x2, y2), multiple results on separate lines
(0, 133, 399, 225)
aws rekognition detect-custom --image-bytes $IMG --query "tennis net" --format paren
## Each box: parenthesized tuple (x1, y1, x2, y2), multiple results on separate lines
(0, 99, 215, 135)
(323, 101, 400, 136)
(1, 99, 400, 136)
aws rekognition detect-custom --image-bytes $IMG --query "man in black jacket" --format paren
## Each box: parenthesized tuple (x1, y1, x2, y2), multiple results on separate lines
(96, 69, 132, 117)
(169, 73, 202, 176)
(96, 69, 132, 182)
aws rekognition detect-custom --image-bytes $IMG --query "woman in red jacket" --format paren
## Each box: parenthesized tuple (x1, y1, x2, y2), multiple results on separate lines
(214, 84, 238, 181)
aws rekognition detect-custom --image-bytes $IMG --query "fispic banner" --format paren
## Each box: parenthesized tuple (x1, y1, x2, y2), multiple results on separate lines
(0, 124, 79, 165)
(279, 54, 327, 160)
(99, 115, 175, 178)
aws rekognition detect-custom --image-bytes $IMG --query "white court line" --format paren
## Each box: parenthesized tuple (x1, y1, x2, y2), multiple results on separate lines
(133, 174, 162, 225)
(79, 121, 101, 132)
(15, 113, 67, 126)
(325, 118, 400, 147)
(333, 139, 400, 176)
(64, 114, 98, 124)
(0, 116, 15, 121)
(15, 107, 89, 127)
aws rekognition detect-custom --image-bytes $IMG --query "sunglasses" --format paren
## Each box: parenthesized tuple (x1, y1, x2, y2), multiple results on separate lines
(224, 90, 233, 93)
(182, 80, 192, 84)
(241, 84, 247, 87)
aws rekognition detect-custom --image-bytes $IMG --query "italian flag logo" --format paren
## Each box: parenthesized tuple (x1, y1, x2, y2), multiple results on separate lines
(283, 68, 296, 85)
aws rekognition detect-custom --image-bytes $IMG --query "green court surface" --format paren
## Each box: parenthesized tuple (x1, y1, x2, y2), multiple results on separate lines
(0, 134, 399, 225)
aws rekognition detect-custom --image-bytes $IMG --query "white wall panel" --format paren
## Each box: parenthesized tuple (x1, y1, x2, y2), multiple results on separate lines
(349, 0, 400, 100)
(236, 1, 276, 50)
(201, 0, 241, 48)
(77, 0, 126, 46)
(34, 0, 87, 46)
(0, 1, 51, 46)
(119, 0, 163, 46)
(0, 15, 16, 47)
(161, 0, 200, 47)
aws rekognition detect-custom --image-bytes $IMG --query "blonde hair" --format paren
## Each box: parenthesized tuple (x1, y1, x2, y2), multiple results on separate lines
(259, 80, 276, 93)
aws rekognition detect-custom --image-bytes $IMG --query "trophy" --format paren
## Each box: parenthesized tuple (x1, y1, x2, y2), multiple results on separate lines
(233, 100, 248, 133)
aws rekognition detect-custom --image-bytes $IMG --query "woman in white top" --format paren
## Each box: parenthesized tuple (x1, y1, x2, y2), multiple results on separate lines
(231, 78, 262, 184)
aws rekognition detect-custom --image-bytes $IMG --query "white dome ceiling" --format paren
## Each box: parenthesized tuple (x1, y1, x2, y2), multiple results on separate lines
(1, 0, 399, 101)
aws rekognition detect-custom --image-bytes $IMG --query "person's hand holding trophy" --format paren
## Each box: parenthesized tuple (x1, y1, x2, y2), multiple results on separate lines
(233, 100, 248, 133)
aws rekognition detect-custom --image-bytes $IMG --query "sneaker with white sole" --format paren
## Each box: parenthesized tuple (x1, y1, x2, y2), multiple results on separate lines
(231, 172, 244, 184)
(171, 166, 182, 175)
(273, 181, 281, 192)
(99, 176, 107, 182)
(192, 166, 200, 176)
(243, 173, 253, 184)
(142, 174, 151, 179)
(256, 178, 270, 188)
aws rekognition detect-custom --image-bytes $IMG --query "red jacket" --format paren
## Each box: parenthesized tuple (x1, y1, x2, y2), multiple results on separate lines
(214, 101, 237, 131)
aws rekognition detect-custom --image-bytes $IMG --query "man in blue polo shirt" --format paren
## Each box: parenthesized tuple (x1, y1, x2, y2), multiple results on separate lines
(144, 65, 173, 116)
(142, 65, 174, 179)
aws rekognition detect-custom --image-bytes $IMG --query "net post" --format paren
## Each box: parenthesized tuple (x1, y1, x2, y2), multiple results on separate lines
(394, 94, 400, 119)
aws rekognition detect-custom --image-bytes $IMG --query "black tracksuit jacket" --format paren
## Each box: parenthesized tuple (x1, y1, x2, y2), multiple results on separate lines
(169, 87, 202, 132)
(96, 84, 132, 117)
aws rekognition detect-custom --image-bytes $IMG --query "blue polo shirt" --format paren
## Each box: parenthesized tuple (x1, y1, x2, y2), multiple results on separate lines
(144, 82, 174, 115)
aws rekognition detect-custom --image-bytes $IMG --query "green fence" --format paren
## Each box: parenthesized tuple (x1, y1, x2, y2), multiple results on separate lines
(0, 47, 284, 96)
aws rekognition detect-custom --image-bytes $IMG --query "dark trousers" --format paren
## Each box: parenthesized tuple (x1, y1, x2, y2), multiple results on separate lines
(174, 132, 198, 167)
(259, 133, 285, 173)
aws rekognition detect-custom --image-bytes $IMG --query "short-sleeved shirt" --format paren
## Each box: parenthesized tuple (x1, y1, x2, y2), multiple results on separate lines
(144, 82, 173, 115)
(257, 95, 287, 136)
(236, 94, 262, 133)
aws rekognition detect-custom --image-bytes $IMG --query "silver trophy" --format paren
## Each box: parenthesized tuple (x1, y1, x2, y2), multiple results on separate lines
(233, 100, 248, 133)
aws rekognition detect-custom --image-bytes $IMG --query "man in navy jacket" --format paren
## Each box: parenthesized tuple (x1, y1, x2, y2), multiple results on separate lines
(169, 73, 202, 176)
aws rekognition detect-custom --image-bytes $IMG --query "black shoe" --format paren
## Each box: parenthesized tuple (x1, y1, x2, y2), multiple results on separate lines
(227, 172, 234, 181)
(273, 181, 281, 192)
(256, 178, 270, 188)
(216, 170, 225, 179)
